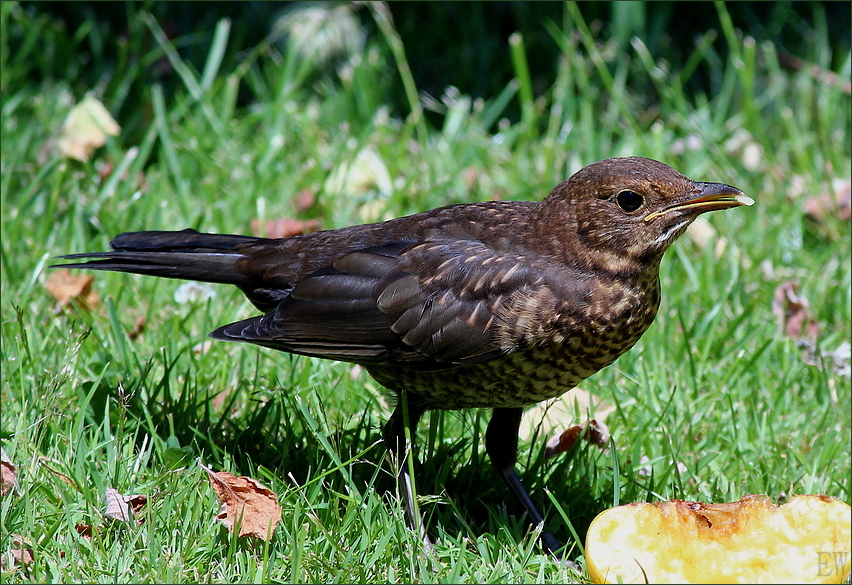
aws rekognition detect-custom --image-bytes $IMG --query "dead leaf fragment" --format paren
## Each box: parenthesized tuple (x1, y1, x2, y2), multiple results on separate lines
(771, 281, 819, 340)
(804, 179, 852, 222)
(293, 188, 317, 212)
(250, 217, 321, 239)
(45, 269, 100, 310)
(520, 389, 615, 443)
(545, 419, 611, 459)
(57, 96, 121, 162)
(3, 534, 34, 569)
(204, 468, 281, 540)
(127, 316, 146, 340)
(104, 487, 148, 522)
(75, 524, 94, 540)
(1, 448, 17, 497)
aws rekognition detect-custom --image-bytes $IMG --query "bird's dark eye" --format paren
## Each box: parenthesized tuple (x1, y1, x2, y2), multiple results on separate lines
(616, 190, 644, 212)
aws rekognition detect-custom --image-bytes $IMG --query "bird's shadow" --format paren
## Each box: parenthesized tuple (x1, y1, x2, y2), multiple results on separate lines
(90, 358, 622, 552)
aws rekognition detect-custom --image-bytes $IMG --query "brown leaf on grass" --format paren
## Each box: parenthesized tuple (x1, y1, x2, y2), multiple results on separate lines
(57, 96, 121, 162)
(250, 217, 321, 239)
(104, 487, 148, 522)
(75, 524, 94, 540)
(127, 316, 146, 340)
(520, 389, 615, 443)
(2, 534, 34, 569)
(292, 188, 317, 212)
(45, 269, 100, 311)
(204, 468, 281, 540)
(804, 179, 851, 222)
(1, 448, 18, 497)
(544, 419, 611, 459)
(772, 281, 820, 340)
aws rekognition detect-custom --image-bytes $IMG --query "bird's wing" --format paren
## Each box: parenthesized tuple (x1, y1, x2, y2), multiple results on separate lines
(212, 237, 555, 368)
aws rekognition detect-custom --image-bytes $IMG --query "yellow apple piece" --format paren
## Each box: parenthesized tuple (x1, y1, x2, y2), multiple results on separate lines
(585, 494, 851, 584)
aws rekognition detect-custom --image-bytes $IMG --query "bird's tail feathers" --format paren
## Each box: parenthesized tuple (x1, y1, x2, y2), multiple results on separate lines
(53, 229, 261, 286)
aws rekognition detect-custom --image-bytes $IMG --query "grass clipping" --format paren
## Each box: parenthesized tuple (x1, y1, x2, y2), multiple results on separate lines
(585, 494, 851, 584)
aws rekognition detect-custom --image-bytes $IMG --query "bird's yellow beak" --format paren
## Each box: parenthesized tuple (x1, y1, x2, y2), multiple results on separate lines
(645, 182, 754, 221)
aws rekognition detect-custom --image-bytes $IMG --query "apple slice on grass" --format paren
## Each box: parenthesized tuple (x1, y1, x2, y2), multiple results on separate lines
(585, 494, 851, 584)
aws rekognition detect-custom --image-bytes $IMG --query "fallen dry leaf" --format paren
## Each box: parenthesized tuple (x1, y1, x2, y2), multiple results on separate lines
(804, 179, 852, 222)
(57, 96, 121, 162)
(45, 269, 100, 310)
(2, 534, 34, 570)
(75, 524, 94, 540)
(127, 316, 146, 340)
(1, 448, 17, 497)
(104, 487, 148, 522)
(545, 419, 610, 459)
(772, 281, 820, 340)
(520, 389, 616, 444)
(293, 188, 317, 212)
(251, 217, 321, 239)
(203, 467, 281, 540)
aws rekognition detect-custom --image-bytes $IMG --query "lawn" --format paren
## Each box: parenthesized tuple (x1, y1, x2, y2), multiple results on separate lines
(1, 2, 850, 583)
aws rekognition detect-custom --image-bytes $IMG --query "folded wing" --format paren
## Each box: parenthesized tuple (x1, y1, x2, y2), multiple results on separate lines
(212, 237, 550, 369)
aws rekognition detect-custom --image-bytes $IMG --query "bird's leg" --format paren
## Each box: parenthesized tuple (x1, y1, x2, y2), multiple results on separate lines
(383, 394, 431, 548)
(486, 407, 563, 556)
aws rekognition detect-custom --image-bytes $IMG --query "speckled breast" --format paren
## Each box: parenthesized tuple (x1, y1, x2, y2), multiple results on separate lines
(368, 314, 654, 410)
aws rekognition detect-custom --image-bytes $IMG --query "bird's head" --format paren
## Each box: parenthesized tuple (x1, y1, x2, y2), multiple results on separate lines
(535, 157, 753, 274)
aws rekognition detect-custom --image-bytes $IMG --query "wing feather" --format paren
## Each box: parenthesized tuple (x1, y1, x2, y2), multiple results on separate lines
(212, 235, 567, 367)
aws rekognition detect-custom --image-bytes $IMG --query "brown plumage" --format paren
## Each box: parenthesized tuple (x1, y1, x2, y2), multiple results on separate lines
(55, 156, 752, 554)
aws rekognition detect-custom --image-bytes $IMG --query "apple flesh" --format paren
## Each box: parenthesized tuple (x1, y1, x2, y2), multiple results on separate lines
(585, 494, 851, 584)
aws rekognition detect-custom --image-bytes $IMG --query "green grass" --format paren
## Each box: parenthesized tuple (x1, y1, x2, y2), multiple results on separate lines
(2, 2, 850, 583)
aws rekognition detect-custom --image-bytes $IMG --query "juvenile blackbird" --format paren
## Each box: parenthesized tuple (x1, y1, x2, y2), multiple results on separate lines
(56, 157, 752, 554)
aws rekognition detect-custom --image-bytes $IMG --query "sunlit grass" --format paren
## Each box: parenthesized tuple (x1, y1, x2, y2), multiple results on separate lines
(1, 2, 849, 582)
